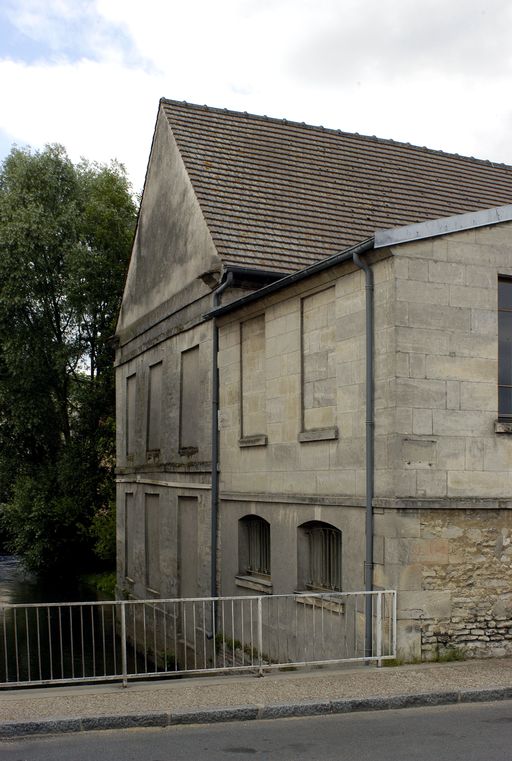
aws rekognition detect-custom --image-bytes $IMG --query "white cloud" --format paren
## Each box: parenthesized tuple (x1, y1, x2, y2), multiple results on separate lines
(288, 0, 512, 83)
(0, 57, 161, 192)
(1, 0, 512, 192)
(2, 0, 143, 66)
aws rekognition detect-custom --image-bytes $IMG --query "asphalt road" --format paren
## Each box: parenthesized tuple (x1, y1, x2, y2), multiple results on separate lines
(3, 701, 512, 761)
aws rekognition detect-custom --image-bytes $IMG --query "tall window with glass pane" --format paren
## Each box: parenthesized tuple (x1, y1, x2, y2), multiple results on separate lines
(498, 278, 512, 418)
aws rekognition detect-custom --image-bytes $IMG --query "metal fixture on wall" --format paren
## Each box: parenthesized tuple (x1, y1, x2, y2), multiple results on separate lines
(353, 249, 375, 659)
(210, 271, 234, 598)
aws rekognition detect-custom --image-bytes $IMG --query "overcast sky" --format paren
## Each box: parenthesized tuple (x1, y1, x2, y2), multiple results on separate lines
(1, 0, 511, 194)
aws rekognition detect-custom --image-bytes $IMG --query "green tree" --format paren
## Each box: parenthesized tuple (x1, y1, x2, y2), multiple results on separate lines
(0, 144, 136, 574)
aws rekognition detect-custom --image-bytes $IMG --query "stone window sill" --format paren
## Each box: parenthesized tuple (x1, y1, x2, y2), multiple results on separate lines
(179, 446, 199, 456)
(239, 435, 268, 448)
(495, 420, 512, 434)
(235, 575, 273, 594)
(298, 427, 338, 443)
(294, 592, 344, 613)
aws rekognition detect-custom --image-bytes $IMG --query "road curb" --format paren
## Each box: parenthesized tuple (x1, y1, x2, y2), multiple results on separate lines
(1, 687, 512, 738)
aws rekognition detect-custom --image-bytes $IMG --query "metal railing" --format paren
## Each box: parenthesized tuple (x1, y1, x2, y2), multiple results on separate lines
(0, 590, 396, 688)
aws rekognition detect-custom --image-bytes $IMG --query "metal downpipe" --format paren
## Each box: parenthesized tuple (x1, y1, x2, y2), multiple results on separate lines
(353, 251, 375, 659)
(210, 272, 234, 598)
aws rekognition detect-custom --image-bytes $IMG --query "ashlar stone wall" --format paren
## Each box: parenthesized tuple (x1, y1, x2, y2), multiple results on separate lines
(217, 253, 395, 503)
(389, 221, 512, 499)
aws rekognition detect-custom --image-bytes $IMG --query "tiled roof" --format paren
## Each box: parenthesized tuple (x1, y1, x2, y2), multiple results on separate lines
(162, 99, 512, 274)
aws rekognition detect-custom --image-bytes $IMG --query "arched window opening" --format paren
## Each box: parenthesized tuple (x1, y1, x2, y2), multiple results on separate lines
(238, 515, 271, 578)
(298, 521, 342, 592)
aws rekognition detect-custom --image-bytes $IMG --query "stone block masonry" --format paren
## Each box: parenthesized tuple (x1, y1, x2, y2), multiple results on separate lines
(419, 509, 512, 659)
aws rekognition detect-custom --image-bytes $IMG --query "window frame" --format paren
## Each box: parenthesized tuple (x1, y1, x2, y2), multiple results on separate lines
(299, 287, 338, 442)
(237, 515, 271, 586)
(124, 492, 135, 583)
(498, 276, 512, 420)
(239, 314, 268, 447)
(125, 373, 136, 457)
(298, 520, 342, 593)
(146, 361, 163, 457)
(179, 345, 200, 455)
(144, 493, 160, 595)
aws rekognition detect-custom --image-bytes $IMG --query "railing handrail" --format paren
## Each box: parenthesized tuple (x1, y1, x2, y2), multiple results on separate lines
(1, 589, 397, 688)
(0, 589, 396, 610)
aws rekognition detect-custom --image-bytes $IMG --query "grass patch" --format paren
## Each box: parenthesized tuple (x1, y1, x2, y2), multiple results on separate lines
(80, 571, 116, 598)
(382, 657, 405, 667)
(383, 646, 466, 666)
(436, 646, 465, 662)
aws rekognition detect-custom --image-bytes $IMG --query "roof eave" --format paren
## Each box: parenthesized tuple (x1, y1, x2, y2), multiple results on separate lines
(208, 237, 375, 319)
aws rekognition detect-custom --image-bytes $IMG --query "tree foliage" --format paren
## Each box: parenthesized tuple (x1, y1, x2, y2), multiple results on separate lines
(0, 144, 136, 574)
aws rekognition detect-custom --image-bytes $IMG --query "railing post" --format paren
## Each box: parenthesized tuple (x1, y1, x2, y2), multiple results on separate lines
(120, 602, 128, 688)
(376, 591, 382, 667)
(257, 597, 263, 677)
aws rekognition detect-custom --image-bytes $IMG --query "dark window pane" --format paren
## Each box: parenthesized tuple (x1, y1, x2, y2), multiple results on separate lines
(499, 310, 512, 385)
(499, 278, 512, 309)
(499, 387, 512, 417)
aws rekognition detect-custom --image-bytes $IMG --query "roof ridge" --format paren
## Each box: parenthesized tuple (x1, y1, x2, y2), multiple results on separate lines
(160, 97, 512, 172)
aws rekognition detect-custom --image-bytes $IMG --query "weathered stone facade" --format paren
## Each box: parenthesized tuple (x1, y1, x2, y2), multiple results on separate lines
(373, 508, 512, 659)
(215, 220, 512, 659)
(420, 509, 512, 659)
(116, 99, 512, 664)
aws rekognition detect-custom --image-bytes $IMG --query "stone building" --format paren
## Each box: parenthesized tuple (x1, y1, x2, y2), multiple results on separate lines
(115, 99, 512, 659)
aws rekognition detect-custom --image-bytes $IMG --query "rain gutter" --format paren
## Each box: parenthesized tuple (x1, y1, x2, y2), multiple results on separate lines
(208, 238, 376, 655)
(210, 266, 285, 598)
(352, 251, 375, 659)
(209, 239, 375, 319)
(210, 272, 234, 598)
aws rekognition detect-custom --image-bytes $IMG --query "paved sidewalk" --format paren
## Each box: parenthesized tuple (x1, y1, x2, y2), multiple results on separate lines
(1, 658, 512, 737)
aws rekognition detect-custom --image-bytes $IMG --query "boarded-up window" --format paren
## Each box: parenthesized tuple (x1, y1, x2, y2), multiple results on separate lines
(126, 374, 136, 456)
(178, 496, 198, 598)
(146, 362, 162, 452)
(180, 347, 199, 451)
(241, 316, 266, 437)
(145, 494, 160, 592)
(125, 493, 135, 580)
(301, 288, 336, 431)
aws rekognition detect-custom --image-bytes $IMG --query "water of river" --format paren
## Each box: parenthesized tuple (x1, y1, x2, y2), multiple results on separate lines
(0, 555, 97, 607)
(0, 555, 119, 686)
(0, 556, 153, 686)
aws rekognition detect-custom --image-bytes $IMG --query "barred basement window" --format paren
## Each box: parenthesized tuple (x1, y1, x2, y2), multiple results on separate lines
(239, 516, 271, 578)
(298, 521, 342, 592)
(498, 277, 512, 419)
